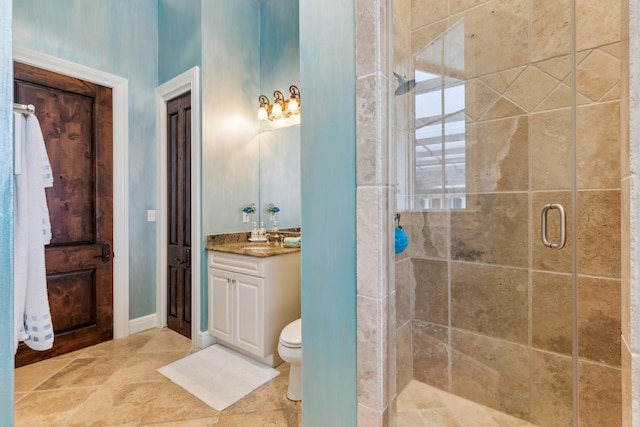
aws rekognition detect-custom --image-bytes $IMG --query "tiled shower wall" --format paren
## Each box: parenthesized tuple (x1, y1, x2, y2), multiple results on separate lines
(393, 0, 624, 425)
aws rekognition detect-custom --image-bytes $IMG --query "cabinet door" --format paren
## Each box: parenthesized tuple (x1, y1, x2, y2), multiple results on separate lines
(208, 268, 233, 343)
(233, 273, 264, 356)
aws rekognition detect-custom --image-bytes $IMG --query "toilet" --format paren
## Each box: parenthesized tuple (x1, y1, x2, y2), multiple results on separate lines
(278, 318, 302, 401)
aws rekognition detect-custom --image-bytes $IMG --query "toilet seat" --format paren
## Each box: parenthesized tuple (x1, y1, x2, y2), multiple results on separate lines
(279, 318, 301, 348)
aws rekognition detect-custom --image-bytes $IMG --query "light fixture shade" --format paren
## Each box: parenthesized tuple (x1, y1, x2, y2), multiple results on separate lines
(271, 102, 283, 119)
(287, 98, 299, 114)
(257, 106, 268, 121)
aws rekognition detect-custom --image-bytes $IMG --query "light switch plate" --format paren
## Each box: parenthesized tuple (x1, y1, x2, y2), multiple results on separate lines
(147, 210, 156, 222)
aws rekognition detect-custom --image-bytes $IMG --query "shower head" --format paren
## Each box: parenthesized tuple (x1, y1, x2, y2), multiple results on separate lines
(394, 72, 416, 96)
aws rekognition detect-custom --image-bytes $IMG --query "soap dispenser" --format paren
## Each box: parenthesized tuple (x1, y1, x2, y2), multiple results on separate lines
(251, 222, 258, 241)
(259, 221, 266, 239)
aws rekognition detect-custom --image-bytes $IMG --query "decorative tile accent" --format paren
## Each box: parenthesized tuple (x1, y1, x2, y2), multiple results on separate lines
(465, 79, 500, 121)
(504, 66, 560, 112)
(479, 66, 527, 94)
(482, 97, 528, 120)
(577, 49, 622, 101)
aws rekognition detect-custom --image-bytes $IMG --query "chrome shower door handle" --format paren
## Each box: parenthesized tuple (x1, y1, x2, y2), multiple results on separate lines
(541, 204, 566, 249)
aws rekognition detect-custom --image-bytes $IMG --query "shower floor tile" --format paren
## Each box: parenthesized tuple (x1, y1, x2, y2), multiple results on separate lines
(397, 380, 537, 426)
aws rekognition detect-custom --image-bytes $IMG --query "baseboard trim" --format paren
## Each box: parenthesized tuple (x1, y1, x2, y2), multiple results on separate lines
(128, 314, 158, 335)
(197, 330, 216, 349)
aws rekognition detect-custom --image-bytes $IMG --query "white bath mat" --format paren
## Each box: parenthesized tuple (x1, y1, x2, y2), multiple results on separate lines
(157, 344, 279, 411)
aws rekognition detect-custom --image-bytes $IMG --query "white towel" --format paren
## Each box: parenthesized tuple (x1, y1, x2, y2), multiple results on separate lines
(13, 113, 55, 353)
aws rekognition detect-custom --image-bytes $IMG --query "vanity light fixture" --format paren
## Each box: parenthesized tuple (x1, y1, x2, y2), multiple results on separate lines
(257, 85, 301, 121)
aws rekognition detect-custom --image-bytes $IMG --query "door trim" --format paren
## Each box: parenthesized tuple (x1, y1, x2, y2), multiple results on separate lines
(156, 67, 202, 346)
(13, 46, 130, 339)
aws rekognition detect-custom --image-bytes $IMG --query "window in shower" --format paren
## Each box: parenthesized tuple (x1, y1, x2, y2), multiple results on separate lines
(414, 70, 466, 210)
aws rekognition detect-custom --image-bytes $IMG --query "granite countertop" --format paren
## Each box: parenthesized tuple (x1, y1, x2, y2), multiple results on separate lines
(206, 230, 301, 258)
(206, 241, 300, 258)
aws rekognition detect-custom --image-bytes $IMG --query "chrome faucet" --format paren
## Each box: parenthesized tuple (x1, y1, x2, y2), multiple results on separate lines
(266, 232, 283, 247)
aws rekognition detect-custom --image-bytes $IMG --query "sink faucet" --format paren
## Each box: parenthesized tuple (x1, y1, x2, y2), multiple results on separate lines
(266, 232, 283, 247)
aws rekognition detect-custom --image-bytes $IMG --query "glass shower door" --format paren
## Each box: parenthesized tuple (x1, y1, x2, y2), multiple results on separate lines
(392, 0, 623, 425)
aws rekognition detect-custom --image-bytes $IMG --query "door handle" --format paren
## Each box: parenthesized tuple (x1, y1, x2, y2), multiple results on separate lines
(95, 243, 112, 263)
(541, 204, 566, 249)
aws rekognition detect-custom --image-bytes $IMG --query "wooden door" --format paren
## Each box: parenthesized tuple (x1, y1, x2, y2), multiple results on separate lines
(166, 92, 192, 338)
(14, 62, 114, 367)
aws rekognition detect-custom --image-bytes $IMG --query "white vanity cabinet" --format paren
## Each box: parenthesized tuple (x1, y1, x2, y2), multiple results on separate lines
(207, 250, 300, 367)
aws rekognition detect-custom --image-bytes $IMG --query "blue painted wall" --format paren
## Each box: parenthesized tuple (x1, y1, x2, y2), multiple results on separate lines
(4, 3, 360, 425)
(158, 0, 201, 85)
(200, 0, 261, 328)
(13, 0, 160, 319)
(0, 1, 14, 423)
(200, 0, 260, 235)
(300, 0, 358, 424)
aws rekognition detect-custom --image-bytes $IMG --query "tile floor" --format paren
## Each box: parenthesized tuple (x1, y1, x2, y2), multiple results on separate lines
(14, 327, 538, 426)
(14, 328, 301, 426)
(397, 380, 537, 426)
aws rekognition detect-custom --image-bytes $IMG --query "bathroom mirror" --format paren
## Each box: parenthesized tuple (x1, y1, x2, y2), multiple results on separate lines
(259, 124, 301, 230)
(255, 0, 301, 230)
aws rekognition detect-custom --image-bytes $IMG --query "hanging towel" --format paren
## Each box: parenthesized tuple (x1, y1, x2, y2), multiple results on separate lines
(14, 113, 55, 353)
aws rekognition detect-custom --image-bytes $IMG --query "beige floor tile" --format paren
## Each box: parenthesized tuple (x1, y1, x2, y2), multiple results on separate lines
(397, 409, 426, 426)
(13, 328, 297, 427)
(208, 409, 293, 426)
(399, 380, 448, 410)
(81, 329, 156, 358)
(35, 356, 128, 390)
(418, 408, 463, 426)
(138, 328, 194, 353)
(15, 357, 72, 392)
(136, 380, 220, 424)
(105, 350, 191, 385)
(141, 418, 222, 426)
(14, 388, 97, 427)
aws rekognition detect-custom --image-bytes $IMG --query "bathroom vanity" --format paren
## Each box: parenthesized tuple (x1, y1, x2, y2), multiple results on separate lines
(207, 243, 300, 367)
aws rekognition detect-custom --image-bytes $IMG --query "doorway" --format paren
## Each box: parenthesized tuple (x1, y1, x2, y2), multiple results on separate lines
(13, 62, 114, 366)
(14, 46, 131, 341)
(155, 67, 202, 347)
(166, 91, 192, 338)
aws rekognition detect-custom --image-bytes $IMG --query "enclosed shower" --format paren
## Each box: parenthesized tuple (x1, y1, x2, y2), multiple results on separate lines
(390, 0, 624, 425)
